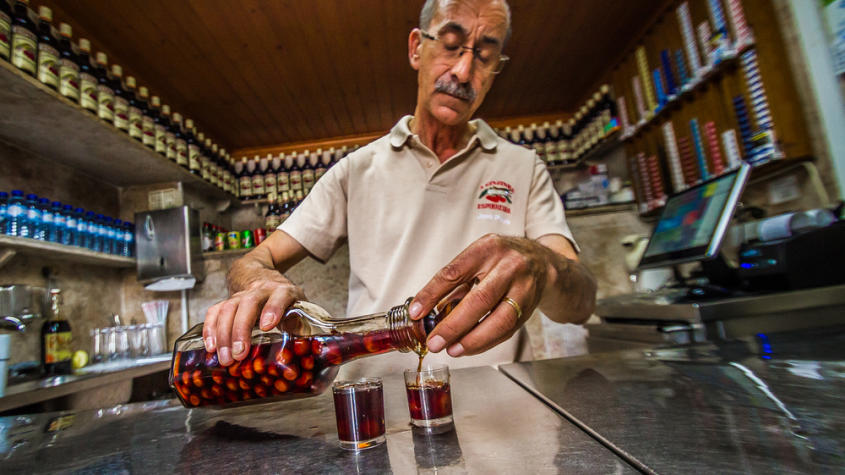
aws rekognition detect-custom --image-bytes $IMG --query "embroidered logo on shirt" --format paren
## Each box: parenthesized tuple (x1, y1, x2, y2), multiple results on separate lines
(477, 180, 513, 214)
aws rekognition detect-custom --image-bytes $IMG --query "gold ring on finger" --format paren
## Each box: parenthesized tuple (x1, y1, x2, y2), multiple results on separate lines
(501, 297, 522, 320)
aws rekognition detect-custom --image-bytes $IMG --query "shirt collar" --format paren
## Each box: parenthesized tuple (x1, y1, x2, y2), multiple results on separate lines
(389, 115, 499, 152)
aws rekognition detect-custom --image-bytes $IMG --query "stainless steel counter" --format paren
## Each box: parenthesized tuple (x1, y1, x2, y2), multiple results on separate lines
(0, 366, 634, 473)
(0, 355, 170, 413)
(501, 325, 845, 474)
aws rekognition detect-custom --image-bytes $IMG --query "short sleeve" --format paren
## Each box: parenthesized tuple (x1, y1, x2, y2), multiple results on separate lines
(524, 157, 580, 253)
(278, 159, 349, 262)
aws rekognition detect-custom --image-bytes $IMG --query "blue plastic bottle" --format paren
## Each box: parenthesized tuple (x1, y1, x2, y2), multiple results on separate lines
(50, 201, 64, 243)
(0, 192, 8, 234)
(38, 198, 53, 241)
(62, 204, 76, 246)
(103, 217, 114, 254)
(74, 208, 86, 247)
(5, 191, 25, 236)
(95, 214, 106, 253)
(124, 221, 135, 257)
(113, 219, 123, 255)
(23, 194, 40, 239)
(85, 211, 98, 251)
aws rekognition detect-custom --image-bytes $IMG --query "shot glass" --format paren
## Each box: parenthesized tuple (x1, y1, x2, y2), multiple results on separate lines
(332, 377, 386, 451)
(404, 365, 453, 430)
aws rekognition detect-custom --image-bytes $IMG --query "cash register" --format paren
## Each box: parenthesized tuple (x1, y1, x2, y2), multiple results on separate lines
(590, 163, 845, 352)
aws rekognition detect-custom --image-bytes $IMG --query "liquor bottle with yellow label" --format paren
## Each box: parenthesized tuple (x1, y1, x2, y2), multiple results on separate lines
(42, 288, 72, 376)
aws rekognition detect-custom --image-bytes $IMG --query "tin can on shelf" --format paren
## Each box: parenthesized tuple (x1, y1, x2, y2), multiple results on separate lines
(214, 232, 226, 251)
(241, 230, 255, 249)
(226, 231, 242, 249)
(254, 228, 267, 245)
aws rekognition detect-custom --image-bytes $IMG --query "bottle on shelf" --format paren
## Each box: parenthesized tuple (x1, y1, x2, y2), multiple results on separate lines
(77, 38, 97, 114)
(62, 204, 76, 246)
(279, 191, 292, 223)
(294, 189, 305, 210)
(84, 210, 97, 251)
(42, 288, 72, 376)
(234, 157, 246, 199)
(0, 0, 11, 61)
(264, 153, 278, 199)
(185, 118, 201, 175)
(152, 98, 167, 154)
(277, 153, 291, 195)
(22, 193, 38, 239)
(139, 87, 155, 148)
(35, 5, 58, 89)
(10, 0, 36, 76)
(532, 123, 547, 163)
(110, 64, 129, 132)
(317, 149, 330, 181)
(126, 76, 144, 141)
(57, 23, 79, 101)
(93, 52, 114, 123)
(544, 121, 559, 164)
(290, 152, 304, 193)
(4, 190, 25, 236)
(199, 135, 211, 182)
(0, 192, 8, 234)
(161, 104, 175, 160)
(73, 207, 85, 247)
(264, 192, 281, 231)
(37, 197, 51, 241)
(123, 221, 135, 257)
(172, 112, 187, 168)
(252, 155, 266, 199)
(302, 151, 317, 194)
(517, 125, 528, 148)
(49, 200, 63, 243)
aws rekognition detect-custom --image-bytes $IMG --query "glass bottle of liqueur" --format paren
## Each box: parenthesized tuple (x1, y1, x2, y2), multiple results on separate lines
(126, 76, 144, 141)
(264, 192, 281, 231)
(35, 6, 58, 89)
(184, 119, 200, 174)
(163, 104, 176, 160)
(516, 125, 528, 148)
(42, 289, 72, 376)
(152, 98, 167, 153)
(206, 141, 218, 186)
(139, 88, 155, 147)
(544, 121, 559, 164)
(94, 52, 114, 123)
(279, 191, 292, 222)
(57, 23, 79, 101)
(10, 0, 36, 76)
(316, 149, 330, 181)
(264, 153, 278, 198)
(302, 151, 317, 194)
(252, 155, 267, 199)
(77, 38, 97, 114)
(277, 153, 291, 195)
(558, 120, 572, 165)
(237, 157, 252, 199)
(289, 152, 304, 194)
(507, 126, 520, 145)
(172, 112, 188, 168)
(531, 124, 548, 163)
(109, 65, 129, 132)
(0, 0, 10, 61)
(223, 153, 234, 195)
(200, 136, 212, 183)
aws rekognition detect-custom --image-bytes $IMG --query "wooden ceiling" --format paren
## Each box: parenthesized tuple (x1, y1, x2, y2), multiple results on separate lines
(39, 0, 665, 151)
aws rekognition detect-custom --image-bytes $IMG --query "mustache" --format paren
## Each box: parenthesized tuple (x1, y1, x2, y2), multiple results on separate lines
(434, 78, 477, 102)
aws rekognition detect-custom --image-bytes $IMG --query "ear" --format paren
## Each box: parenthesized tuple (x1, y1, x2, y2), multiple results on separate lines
(408, 28, 422, 71)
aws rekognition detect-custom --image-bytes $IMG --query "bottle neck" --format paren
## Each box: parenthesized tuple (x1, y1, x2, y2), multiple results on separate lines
(386, 298, 425, 354)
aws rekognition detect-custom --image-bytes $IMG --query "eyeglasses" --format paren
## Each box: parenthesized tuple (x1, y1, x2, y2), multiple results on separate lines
(420, 30, 509, 75)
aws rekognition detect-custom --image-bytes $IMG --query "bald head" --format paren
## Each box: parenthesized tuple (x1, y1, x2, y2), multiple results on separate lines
(420, 0, 512, 46)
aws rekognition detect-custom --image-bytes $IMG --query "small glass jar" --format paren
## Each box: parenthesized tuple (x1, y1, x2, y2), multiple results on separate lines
(169, 295, 461, 409)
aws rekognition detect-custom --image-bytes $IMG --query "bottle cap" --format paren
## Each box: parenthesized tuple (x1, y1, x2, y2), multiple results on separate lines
(38, 6, 52, 22)
(126, 76, 136, 88)
(162, 104, 170, 115)
(151, 95, 161, 107)
(79, 38, 91, 52)
(185, 118, 194, 128)
(111, 64, 123, 77)
(26, 193, 38, 200)
(139, 86, 149, 98)
(96, 52, 108, 65)
(198, 132, 205, 140)
(59, 23, 72, 38)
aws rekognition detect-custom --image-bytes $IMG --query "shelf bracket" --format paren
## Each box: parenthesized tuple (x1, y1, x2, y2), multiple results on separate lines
(0, 249, 17, 270)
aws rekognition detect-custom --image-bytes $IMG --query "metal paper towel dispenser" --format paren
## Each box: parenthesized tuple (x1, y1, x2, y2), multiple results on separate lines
(135, 206, 205, 285)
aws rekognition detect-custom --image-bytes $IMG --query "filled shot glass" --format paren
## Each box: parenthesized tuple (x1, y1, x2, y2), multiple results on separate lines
(404, 365, 453, 430)
(332, 377, 386, 451)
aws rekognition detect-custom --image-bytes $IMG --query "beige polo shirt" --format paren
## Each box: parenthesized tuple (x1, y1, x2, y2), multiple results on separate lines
(279, 115, 577, 379)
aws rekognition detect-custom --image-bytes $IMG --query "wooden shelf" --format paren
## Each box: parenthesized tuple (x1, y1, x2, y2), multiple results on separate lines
(202, 248, 251, 259)
(566, 201, 636, 217)
(0, 60, 239, 204)
(0, 235, 136, 268)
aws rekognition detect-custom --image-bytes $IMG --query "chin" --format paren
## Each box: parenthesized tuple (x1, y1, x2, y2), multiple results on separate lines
(431, 102, 471, 126)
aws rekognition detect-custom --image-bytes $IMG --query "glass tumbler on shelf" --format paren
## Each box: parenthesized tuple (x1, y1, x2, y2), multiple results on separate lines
(169, 289, 466, 409)
(332, 377, 386, 451)
(115, 326, 130, 360)
(103, 327, 118, 361)
(129, 324, 149, 358)
(90, 328, 105, 364)
(404, 364, 454, 431)
(148, 322, 166, 355)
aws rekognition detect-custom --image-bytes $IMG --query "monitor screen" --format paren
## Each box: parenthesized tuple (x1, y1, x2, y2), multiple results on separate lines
(638, 163, 750, 270)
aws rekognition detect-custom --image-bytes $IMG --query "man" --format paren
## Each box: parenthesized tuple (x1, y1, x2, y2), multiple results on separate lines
(202, 0, 596, 378)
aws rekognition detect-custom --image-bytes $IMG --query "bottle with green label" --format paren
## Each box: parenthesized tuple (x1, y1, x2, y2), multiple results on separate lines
(36, 5, 58, 89)
(57, 23, 79, 101)
(11, 0, 36, 76)
(94, 52, 113, 122)
(0, 0, 11, 61)
(77, 38, 97, 113)
(41, 289, 72, 376)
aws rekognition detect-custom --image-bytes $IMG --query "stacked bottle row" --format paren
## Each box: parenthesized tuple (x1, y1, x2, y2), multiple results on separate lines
(0, 190, 135, 257)
(263, 191, 307, 230)
(0, 0, 236, 196)
(494, 84, 619, 166)
(235, 146, 357, 201)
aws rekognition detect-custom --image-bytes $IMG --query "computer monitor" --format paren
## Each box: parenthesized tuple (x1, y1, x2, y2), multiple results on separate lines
(638, 163, 751, 270)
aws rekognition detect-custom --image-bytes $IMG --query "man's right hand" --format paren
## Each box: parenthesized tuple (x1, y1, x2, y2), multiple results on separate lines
(202, 279, 306, 366)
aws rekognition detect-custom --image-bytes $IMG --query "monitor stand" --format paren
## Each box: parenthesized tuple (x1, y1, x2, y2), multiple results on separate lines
(666, 253, 742, 300)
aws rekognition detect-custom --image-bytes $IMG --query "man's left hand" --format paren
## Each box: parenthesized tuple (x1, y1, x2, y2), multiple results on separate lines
(408, 233, 564, 357)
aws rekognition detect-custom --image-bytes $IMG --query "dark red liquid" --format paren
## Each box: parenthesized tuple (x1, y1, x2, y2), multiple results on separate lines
(333, 385, 385, 443)
(170, 329, 395, 408)
(406, 382, 453, 421)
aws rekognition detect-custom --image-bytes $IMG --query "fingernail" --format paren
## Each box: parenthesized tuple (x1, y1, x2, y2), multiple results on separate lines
(260, 312, 275, 329)
(447, 343, 464, 357)
(232, 341, 245, 356)
(204, 337, 215, 351)
(409, 302, 422, 319)
(427, 335, 446, 353)
(218, 347, 232, 365)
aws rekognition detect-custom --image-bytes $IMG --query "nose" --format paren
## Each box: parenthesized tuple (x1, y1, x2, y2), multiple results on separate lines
(450, 50, 474, 84)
